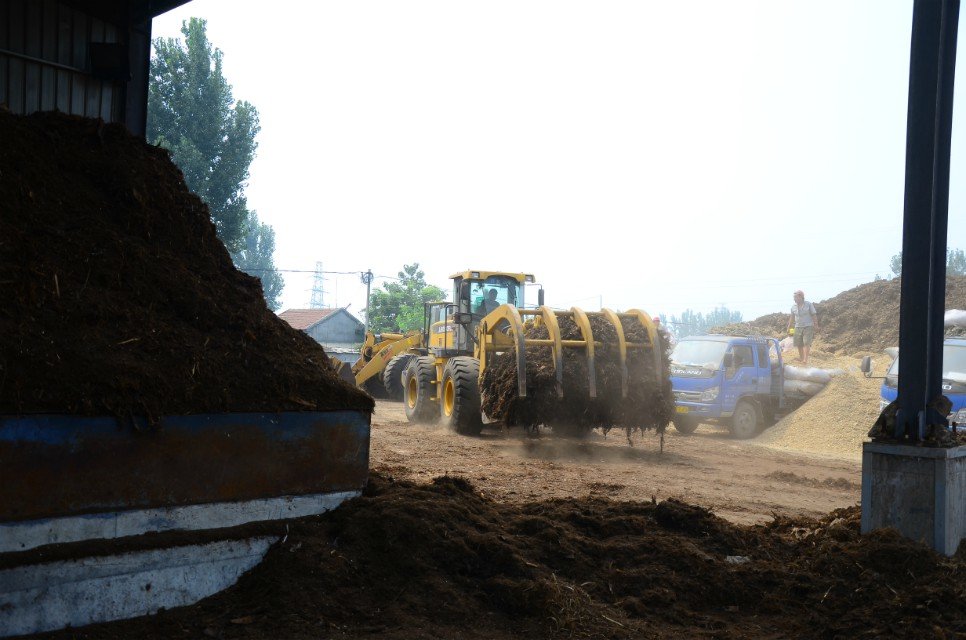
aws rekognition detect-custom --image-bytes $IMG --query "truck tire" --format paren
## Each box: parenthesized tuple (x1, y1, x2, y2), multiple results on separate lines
(439, 356, 483, 435)
(402, 356, 438, 424)
(383, 354, 413, 400)
(672, 417, 699, 435)
(730, 400, 760, 439)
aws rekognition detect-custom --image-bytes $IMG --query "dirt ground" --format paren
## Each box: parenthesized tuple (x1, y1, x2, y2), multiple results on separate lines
(38, 415, 964, 640)
(369, 400, 860, 526)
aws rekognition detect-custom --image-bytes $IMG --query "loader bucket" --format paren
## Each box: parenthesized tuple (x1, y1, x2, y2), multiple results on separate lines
(477, 306, 672, 433)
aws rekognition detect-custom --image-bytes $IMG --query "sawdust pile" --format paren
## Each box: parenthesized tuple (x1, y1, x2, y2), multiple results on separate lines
(479, 315, 672, 436)
(43, 473, 966, 640)
(755, 368, 883, 460)
(0, 111, 373, 417)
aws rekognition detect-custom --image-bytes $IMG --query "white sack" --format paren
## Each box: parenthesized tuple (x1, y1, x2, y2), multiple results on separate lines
(784, 365, 832, 384)
(945, 309, 966, 327)
(784, 379, 826, 396)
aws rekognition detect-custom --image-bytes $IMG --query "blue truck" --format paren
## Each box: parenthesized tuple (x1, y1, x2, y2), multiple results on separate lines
(873, 336, 966, 426)
(669, 334, 808, 439)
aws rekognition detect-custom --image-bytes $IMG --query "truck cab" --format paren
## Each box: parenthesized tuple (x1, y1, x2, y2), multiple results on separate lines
(878, 337, 966, 426)
(670, 335, 789, 439)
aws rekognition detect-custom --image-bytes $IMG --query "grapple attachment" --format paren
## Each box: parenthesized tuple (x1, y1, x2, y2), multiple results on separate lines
(477, 305, 672, 432)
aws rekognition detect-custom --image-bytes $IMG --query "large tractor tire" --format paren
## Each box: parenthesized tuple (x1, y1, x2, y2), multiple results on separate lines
(383, 354, 414, 401)
(403, 356, 439, 424)
(672, 416, 699, 435)
(439, 356, 484, 436)
(730, 400, 760, 440)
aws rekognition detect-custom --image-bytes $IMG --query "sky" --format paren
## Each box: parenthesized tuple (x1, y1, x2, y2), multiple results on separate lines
(151, 1, 966, 328)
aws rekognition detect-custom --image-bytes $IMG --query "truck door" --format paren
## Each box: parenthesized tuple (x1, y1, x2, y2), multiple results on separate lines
(722, 344, 757, 411)
(755, 343, 771, 396)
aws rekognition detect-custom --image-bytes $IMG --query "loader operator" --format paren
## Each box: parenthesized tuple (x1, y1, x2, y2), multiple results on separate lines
(476, 288, 501, 316)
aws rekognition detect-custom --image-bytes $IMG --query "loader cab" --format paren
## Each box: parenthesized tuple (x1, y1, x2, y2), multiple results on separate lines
(449, 270, 534, 352)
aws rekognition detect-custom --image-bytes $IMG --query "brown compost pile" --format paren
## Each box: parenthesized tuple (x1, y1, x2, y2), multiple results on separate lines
(37, 472, 966, 640)
(480, 314, 673, 437)
(711, 276, 966, 355)
(0, 110, 373, 418)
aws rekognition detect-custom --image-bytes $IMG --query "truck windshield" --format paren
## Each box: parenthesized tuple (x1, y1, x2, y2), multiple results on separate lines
(886, 343, 966, 383)
(671, 340, 728, 370)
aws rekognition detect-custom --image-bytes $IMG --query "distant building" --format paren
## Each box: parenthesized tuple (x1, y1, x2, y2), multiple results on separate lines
(278, 308, 364, 363)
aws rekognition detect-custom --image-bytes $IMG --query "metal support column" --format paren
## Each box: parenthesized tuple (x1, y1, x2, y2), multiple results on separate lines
(896, 0, 959, 440)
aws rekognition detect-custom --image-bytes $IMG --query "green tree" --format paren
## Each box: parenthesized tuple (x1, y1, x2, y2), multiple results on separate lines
(950, 249, 966, 275)
(668, 306, 743, 339)
(890, 248, 966, 277)
(366, 264, 447, 333)
(147, 18, 259, 254)
(233, 213, 284, 311)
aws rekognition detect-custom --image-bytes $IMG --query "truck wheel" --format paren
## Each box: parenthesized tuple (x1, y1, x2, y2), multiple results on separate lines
(439, 356, 483, 435)
(403, 356, 438, 424)
(672, 417, 699, 435)
(730, 401, 760, 439)
(383, 354, 413, 400)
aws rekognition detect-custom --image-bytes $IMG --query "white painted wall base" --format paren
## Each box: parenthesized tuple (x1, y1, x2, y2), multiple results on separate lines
(0, 537, 277, 638)
(0, 490, 360, 554)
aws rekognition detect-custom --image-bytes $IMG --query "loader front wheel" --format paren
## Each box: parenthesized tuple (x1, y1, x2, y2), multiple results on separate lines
(403, 356, 438, 424)
(383, 354, 414, 400)
(440, 356, 483, 436)
(730, 400, 760, 440)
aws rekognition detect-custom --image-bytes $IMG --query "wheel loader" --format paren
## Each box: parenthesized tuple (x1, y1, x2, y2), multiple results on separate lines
(340, 270, 671, 436)
(335, 270, 533, 397)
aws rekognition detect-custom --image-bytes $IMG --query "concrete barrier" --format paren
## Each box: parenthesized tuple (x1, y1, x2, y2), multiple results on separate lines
(861, 442, 966, 556)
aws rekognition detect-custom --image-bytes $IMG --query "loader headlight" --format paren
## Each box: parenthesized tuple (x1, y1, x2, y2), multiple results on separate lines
(954, 408, 966, 424)
(699, 386, 719, 402)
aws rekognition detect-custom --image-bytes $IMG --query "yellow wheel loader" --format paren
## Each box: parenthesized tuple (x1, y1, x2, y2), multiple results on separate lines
(338, 270, 531, 399)
(390, 270, 671, 437)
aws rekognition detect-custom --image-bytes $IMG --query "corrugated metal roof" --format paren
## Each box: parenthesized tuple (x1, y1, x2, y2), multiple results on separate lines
(278, 308, 341, 331)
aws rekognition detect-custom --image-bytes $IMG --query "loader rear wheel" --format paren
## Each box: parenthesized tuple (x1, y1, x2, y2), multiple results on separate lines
(730, 400, 760, 440)
(403, 356, 438, 424)
(440, 356, 483, 436)
(383, 354, 413, 401)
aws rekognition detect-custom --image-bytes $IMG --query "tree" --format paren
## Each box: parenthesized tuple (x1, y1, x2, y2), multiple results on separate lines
(890, 248, 966, 277)
(366, 264, 447, 333)
(666, 306, 743, 339)
(233, 213, 284, 311)
(147, 18, 259, 255)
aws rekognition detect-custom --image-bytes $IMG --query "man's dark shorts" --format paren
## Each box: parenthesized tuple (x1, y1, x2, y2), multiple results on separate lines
(793, 326, 815, 347)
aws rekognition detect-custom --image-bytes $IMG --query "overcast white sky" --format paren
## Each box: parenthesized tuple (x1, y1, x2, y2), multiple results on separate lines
(152, 1, 966, 326)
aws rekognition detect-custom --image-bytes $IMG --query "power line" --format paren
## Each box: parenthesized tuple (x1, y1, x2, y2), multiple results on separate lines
(242, 267, 402, 281)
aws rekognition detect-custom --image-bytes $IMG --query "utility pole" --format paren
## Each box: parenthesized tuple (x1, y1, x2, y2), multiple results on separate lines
(309, 261, 326, 309)
(360, 269, 374, 331)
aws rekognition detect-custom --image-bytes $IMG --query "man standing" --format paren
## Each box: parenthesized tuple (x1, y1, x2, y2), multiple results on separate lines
(787, 290, 819, 364)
